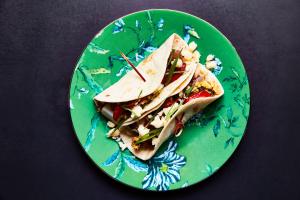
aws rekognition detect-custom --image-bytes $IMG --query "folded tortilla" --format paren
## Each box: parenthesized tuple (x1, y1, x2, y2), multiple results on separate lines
(94, 33, 198, 125)
(120, 65, 224, 160)
(94, 33, 186, 103)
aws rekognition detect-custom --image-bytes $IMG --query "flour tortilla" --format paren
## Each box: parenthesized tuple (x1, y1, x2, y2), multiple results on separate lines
(120, 66, 224, 160)
(99, 62, 197, 126)
(94, 33, 198, 125)
(94, 33, 186, 103)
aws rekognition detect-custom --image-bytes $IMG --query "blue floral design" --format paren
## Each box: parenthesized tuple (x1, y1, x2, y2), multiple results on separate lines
(123, 154, 148, 173)
(77, 87, 89, 99)
(83, 113, 101, 151)
(101, 141, 184, 189)
(142, 141, 186, 191)
(234, 93, 250, 119)
(143, 46, 157, 53)
(116, 64, 131, 77)
(87, 42, 109, 54)
(135, 53, 144, 62)
(108, 13, 162, 78)
(101, 149, 148, 179)
(135, 20, 141, 30)
(101, 150, 120, 167)
(223, 67, 248, 93)
(224, 137, 234, 149)
(201, 164, 219, 175)
(113, 19, 125, 34)
(186, 104, 224, 128)
(77, 66, 103, 95)
(183, 25, 191, 42)
(156, 18, 164, 31)
(212, 58, 223, 75)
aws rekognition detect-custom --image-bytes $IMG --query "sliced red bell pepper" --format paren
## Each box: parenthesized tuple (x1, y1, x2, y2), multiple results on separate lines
(113, 105, 123, 121)
(170, 73, 182, 82)
(174, 114, 184, 135)
(170, 63, 186, 82)
(184, 90, 211, 104)
(177, 63, 186, 71)
(163, 97, 177, 108)
(125, 101, 137, 109)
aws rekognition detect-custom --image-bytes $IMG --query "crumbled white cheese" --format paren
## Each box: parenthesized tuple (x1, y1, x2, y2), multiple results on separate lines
(107, 128, 120, 138)
(152, 137, 159, 146)
(179, 91, 184, 98)
(206, 54, 215, 62)
(112, 136, 118, 140)
(115, 137, 126, 151)
(137, 124, 150, 136)
(192, 50, 201, 61)
(172, 58, 183, 68)
(188, 41, 198, 52)
(107, 121, 115, 128)
(178, 98, 184, 104)
(150, 115, 164, 128)
(131, 105, 143, 118)
(176, 58, 183, 68)
(181, 49, 193, 61)
(107, 129, 114, 137)
(118, 141, 127, 151)
(157, 110, 164, 117)
(206, 60, 218, 70)
(147, 114, 153, 119)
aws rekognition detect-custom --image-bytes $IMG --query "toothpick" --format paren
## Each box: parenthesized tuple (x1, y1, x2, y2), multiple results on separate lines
(119, 51, 146, 82)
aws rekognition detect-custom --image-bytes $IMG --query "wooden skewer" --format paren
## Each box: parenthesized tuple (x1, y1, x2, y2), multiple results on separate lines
(119, 51, 146, 82)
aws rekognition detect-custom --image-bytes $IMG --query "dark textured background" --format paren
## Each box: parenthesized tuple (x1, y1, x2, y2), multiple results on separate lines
(0, 0, 299, 199)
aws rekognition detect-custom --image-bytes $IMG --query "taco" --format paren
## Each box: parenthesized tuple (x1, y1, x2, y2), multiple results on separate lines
(94, 33, 200, 126)
(117, 64, 224, 160)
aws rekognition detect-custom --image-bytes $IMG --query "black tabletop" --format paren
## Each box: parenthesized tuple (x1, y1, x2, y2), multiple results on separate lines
(0, 0, 299, 199)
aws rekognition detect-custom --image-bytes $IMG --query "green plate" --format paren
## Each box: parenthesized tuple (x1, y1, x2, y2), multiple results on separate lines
(69, 9, 250, 191)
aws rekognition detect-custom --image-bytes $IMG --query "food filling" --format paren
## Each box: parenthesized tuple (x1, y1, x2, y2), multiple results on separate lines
(98, 43, 199, 126)
(129, 64, 217, 151)
(105, 42, 219, 151)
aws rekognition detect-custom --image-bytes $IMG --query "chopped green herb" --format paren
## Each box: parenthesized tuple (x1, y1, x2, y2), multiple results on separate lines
(137, 89, 143, 99)
(121, 106, 139, 118)
(185, 86, 194, 96)
(121, 105, 132, 112)
(133, 128, 163, 145)
(111, 117, 126, 134)
(165, 56, 179, 85)
(165, 102, 182, 121)
(145, 108, 161, 127)
(165, 71, 185, 75)
(167, 49, 175, 66)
